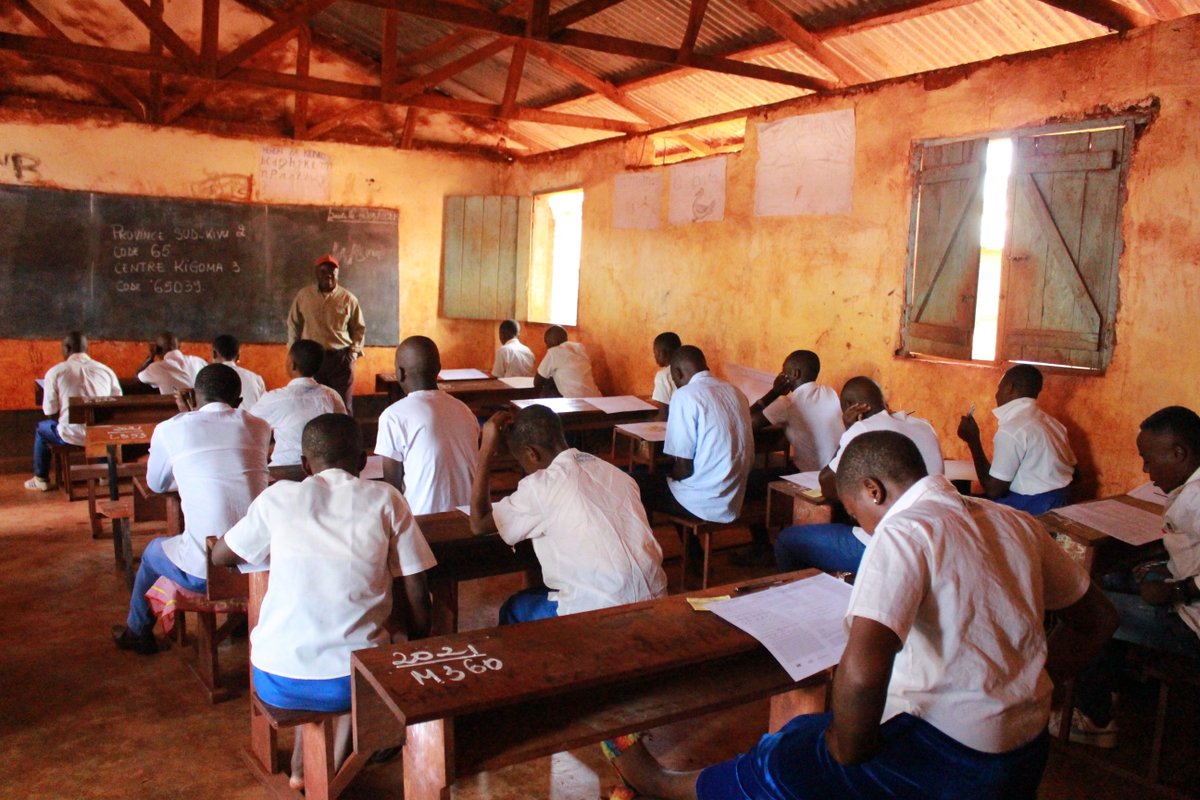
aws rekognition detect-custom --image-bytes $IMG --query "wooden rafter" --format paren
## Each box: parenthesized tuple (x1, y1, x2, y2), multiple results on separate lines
(545, 0, 627, 31)
(380, 9, 399, 101)
(500, 43, 528, 117)
(148, 0, 163, 122)
(114, 0, 199, 69)
(398, 107, 419, 148)
(162, 83, 210, 124)
(1032, 0, 1156, 31)
(201, 0, 220, 73)
(734, 0, 870, 85)
(216, 0, 340, 77)
(677, 0, 709, 63)
(293, 23, 311, 137)
(815, 0, 982, 37)
(391, 38, 512, 102)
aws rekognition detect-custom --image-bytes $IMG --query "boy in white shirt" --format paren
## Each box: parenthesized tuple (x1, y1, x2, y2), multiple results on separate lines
(775, 376, 944, 575)
(211, 333, 266, 409)
(492, 319, 535, 378)
(113, 364, 271, 655)
(469, 405, 667, 624)
(27, 331, 122, 491)
(376, 336, 480, 515)
(651, 331, 681, 404)
(213, 413, 435, 790)
(249, 340, 347, 466)
(135, 330, 207, 394)
(535, 325, 600, 398)
(609, 430, 1117, 800)
(957, 364, 1076, 515)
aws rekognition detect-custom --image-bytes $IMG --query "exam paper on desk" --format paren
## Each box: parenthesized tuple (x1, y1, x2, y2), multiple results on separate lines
(498, 376, 535, 389)
(1127, 481, 1169, 506)
(781, 472, 822, 492)
(1053, 499, 1164, 546)
(709, 573, 852, 681)
(582, 395, 657, 414)
(438, 368, 491, 381)
(615, 421, 667, 442)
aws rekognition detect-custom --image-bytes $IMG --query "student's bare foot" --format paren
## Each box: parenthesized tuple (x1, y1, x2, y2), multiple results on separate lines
(111, 625, 158, 655)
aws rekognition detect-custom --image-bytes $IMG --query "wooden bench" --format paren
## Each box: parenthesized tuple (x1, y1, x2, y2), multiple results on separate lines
(352, 571, 832, 800)
(668, 499, 768, 590)
(83, 461, 147, 538)
(86, 423, 158, 584)
(48, 442, 87, 499)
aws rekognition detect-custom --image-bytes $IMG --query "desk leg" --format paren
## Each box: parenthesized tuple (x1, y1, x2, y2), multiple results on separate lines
(429, 575, 459, 636)
(403, 719, 454, 800)
(768, 675, 832, 733)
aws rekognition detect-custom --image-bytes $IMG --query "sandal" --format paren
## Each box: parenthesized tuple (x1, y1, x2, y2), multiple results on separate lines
(601, 732, 644, 799)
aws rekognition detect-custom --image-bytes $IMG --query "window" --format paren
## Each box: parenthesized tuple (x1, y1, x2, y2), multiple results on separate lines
(440, 195, 531, 320)
(901, 118, 1137, 371)
(527, 188, 584, 327)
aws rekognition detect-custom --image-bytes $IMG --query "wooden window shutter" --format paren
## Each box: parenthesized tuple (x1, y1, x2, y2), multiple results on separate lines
(1001, 124, 1130, 370)
(441, 195, 532, 320)
(902, 138, 988, 360)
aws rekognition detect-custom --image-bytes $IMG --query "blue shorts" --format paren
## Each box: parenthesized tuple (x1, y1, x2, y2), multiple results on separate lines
(252, 666, 351, 713)
(696, 713, 1049, 800)
(995, 487, 1069, 516)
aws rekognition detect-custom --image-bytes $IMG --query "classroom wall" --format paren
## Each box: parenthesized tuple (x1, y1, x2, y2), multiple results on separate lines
(0, 111, 510, 411)
(507, 17, 1200, 497)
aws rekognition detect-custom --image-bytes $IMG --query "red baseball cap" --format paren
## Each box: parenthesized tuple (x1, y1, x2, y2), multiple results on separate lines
(314, 254, 340, 269)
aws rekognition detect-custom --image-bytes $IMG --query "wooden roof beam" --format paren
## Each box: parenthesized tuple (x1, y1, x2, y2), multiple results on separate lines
(114, 0, 199, 69)
(677, 0, 709, 63)
(217, 0, 340, 76)
(1032, 0, 1156, 31)
(732, 0, 870, 85)
(391, 38, 512, 101)
(500, 42, 528, 116)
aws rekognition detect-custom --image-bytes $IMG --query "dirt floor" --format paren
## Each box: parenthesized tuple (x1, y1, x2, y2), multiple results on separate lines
(0, 472, 1195, 799)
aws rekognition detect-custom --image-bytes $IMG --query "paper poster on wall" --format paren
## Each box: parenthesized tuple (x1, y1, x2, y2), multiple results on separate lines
(754, 108, 855, 217)
(668, 156, 726, 224)
(612, 171, 663, 229)
(259, 145, 332, 203)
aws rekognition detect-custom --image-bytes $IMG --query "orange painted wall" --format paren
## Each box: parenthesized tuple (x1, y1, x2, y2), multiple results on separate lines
(507, 19, 1200, 497)
(0, 113, 513, 408)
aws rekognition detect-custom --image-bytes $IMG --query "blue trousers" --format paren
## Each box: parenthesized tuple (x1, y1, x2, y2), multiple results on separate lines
(995, 487, 1069, 516)
(775, 523, 866, 574)
(696, 712, 1049, 800)
(499, 587, 559, 625)
(33, 419, 65, 479)
(126, 537, 206, 635)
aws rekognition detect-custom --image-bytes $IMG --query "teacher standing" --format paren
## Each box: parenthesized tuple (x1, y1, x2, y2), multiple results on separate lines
(287, 255, 366, 413)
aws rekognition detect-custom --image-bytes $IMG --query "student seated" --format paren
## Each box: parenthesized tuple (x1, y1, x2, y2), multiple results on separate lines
(376, 336, 479, 515)
(774, 377, 943, 575)
(27, 331, 122, 492)
(608, 430, 1118, 800)
(211, 333, 266, 409)
(492, 318, 535, 378)
(535, 325, 600, 398)
(651, 331, 681, 404)
(469, 406, 668, 624)
(731, 349, 845, 565)
(112, 364, 271, 655)
(212, 414, 435, 790)
(136, 330, 207, 394)
(1060, 406, 1200, 748)
(636, 346, 754, 570)
(248, 340, 347, 467)
(957, 364, 1076, 515)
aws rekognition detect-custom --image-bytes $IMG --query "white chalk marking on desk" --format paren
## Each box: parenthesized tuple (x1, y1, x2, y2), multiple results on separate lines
(392, 644, 504, 685)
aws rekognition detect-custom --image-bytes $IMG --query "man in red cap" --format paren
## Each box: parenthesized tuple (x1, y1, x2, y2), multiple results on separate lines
(287, 255, 366, 413)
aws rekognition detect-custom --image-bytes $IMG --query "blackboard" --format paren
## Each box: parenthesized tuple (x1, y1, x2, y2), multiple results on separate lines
(0, 184, 399, 345)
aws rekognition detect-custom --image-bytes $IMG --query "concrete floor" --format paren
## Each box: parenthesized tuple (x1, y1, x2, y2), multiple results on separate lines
(0, 472, 1195, 799)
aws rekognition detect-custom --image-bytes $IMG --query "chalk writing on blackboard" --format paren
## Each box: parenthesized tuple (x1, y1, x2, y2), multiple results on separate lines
(327, 207, 398, 224)
(392, 644, 504, 685)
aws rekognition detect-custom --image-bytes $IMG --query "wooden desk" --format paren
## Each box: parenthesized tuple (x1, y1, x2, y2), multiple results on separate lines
(67, 394, 179, 425)
(509, 397, 660, 434)
(87, 423, 157, 584)
(611, 421, 668, 472)
(375, 373, 539, 412)
(1039, 494, 1163, 574)
(351, 570, 830, 800)
(766, 479, 833, 534)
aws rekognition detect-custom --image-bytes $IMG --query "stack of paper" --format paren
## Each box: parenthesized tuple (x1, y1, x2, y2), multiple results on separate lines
(1127, 482, 1169, 506)
(512, 397, 597, 414)
(582, 396, 657, 414)
(438, 368, 490, 381)
(1054, 499, 1164, 546)
(616, 421, 667, 442)
(498, 376, 535, 389)
(782, 472, 822, 492)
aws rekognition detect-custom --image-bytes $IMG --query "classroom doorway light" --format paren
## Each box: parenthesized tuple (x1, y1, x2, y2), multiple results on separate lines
(970, 138, 1014, 362)
(528, 188, 584, 327)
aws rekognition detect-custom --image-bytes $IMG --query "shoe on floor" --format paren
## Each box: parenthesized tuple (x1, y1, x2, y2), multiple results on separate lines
(730, 545, 776, 567)
(24, 476, 49, 491)
(111, 625, 159, 656)
(1049, 708, 1118, 749)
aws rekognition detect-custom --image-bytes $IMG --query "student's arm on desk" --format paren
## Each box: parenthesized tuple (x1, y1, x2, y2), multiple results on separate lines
(398, 572, 432, 639)
(818, 466, 838, 502)
(211, 538, 245, 567)
(825, 617, 900, 765)
(1045, 582, 1119, 690)
(469, 412, 512, 535)
(671, 457, 695, 482)
(533, 373, 558, 397)
(144, 429, 173, 494)
(382, 457, 405, 495)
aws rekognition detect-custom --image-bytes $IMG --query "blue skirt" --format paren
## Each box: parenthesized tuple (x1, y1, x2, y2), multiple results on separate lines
(252, 666, 351, 713)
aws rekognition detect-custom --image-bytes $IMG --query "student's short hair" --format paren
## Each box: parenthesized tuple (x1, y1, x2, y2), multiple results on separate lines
(195, 363, 241, 405)
(835, 430, 928, 493)
(1004, 364, 1043, 397)
(653, 331, 682, 353)
(290, 340, 325, 377)
(302, 413, 362, 465)
(63, 331, 87, 353)
(785, 349, 820, 379)
(507, 405, 568, 455)
(499, 319, 520, 339)
(1141, 406, 1200, 453)
(212, 334, 240, 361)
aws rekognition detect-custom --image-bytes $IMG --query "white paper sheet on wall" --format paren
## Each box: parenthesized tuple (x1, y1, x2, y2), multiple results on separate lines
(613, 171, 663, 229)
(754, 108, 855, 217)
(668, 156, 726, 224)
(259, 145, 332, 203)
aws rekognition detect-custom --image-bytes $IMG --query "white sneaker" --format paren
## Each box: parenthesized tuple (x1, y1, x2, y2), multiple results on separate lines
(1049, 708, 1118, 749)
(24, 477, 49, 491)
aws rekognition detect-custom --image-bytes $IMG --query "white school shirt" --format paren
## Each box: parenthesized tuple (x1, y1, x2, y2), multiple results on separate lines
(1162, 466, 1200, 639)
(138, 350, 207, 394)
(223, 469, 437, 680)
(828, 410, 945, 476)
(665, 371, 754, 523)
(847, 475, 1090, 753)
(214, 360, 267, 409)
(989, 397, 1076, 494)
(42, 353, 122, 446)
(492, 449, 667, 616)
(144, 403, 271, 580)
(651, 366, 676, 404)
(763, 381, 845, 471)
(374, 390, 480, 515)
(493, 338, 535, 378)
(537, 341, 600, 398)
(248, 377, 347, 466)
